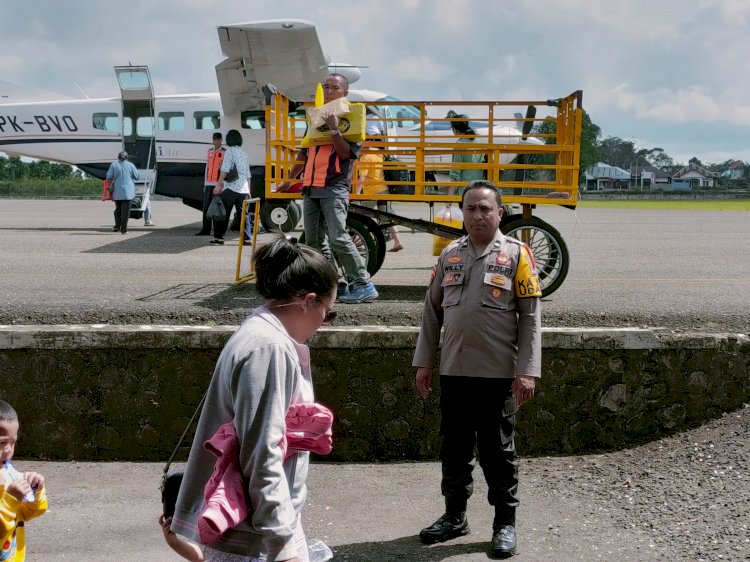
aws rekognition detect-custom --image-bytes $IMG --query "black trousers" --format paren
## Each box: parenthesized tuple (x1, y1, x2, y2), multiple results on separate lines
(114, 199, 132, 233)
(212, 189, 251, 241)
(439, 375, 519, 523)
(200, 185, 213, 233)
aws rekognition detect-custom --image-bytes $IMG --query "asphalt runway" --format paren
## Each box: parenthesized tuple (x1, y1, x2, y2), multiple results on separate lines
(0, 199, 748, 332)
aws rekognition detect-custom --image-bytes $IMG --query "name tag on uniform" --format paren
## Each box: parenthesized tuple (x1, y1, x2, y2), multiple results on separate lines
(484, 272, 512, 290)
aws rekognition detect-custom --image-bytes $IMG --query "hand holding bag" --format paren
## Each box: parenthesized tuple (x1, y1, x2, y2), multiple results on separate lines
(206, 194, 226, 222)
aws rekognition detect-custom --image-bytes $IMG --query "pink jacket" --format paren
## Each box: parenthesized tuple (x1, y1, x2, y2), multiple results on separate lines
(198, 403, 334, 544)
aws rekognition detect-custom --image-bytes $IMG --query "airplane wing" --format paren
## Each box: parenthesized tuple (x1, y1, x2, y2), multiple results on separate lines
(215, 19, 329, 114)
(0, 80, 74, 104)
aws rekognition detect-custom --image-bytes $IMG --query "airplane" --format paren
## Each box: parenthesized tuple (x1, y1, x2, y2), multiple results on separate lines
(0, 19, 543, 231)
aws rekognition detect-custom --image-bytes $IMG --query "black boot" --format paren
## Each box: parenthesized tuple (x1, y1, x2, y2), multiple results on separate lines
(419, 512, 469, 544)
(491, 507, 517, 558)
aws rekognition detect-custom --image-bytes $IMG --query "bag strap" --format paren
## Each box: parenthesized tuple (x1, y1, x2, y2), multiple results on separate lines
(162, 390, 207, 478)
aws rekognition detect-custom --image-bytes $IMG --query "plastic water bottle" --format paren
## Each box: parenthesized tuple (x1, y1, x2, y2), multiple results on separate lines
(1, 460, 35, 502)
(307, 539, 333, 562)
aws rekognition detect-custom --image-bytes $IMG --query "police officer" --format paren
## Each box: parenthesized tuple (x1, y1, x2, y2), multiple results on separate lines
(413, 180, 541, 558)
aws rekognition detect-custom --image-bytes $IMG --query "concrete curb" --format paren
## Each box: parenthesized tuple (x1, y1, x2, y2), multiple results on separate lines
(1, 324, 747, 350)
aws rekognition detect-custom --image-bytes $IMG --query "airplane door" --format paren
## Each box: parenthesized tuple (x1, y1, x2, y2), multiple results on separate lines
(114, 66, 155, 173)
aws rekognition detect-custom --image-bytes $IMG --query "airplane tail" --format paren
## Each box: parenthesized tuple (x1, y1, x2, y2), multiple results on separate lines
(0, 80, 74, 104)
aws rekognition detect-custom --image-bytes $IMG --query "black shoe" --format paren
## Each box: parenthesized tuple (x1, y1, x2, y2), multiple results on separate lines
(113, 226, 120, 232)
(491, 524, 517, 558)
(195, 231, 212, 236)
(419, 513, 469, 544)
(209, 238, 225, 245)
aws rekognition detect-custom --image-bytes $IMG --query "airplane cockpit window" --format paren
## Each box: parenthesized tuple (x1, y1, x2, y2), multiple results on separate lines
(93, 112, 119, 132)
(194, 111, 221, 130)
(158, 112, 185, 132)
(376, 96, 421, 128)
(241, 111, 266, 130)
(136, 116, 154, 137)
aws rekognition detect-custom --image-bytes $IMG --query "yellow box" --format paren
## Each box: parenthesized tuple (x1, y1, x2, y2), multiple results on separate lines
(300, 102, 366, 147)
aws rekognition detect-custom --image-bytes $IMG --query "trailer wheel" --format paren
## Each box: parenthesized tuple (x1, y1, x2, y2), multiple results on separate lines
(348, 213, 387, 275)
(260, 201, 301, 233)
(501, 217, 569, 297)
(299, 212, 386, 277)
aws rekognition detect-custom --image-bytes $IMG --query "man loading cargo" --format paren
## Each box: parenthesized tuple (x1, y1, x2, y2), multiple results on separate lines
(278, 74, 378, 304)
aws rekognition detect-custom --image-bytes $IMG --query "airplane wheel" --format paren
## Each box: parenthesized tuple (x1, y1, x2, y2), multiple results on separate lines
(501, 217, 569, 297)
(260, 201, 301, 233)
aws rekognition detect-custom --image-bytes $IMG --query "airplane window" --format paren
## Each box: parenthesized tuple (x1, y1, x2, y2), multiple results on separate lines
(136, 116, 154, 137)
(194, 111, 221, 130)
(117, 70, 150, 91)
(158, 112, 185, 132)
(377, 97, 421, 128)
(241, 111, 266, 130)
(123, 117, 132, 137)
(290, 109, 307, 132)
(93, 112, 119, 132)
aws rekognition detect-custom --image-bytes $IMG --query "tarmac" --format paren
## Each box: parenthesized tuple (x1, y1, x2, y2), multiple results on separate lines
(21, 459, 664, 562)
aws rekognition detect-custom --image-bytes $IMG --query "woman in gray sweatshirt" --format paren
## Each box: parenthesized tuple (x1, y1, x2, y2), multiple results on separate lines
(171, 235, 338, 562)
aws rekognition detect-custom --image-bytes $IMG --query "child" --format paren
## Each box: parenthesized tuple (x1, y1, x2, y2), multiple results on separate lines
(0, 400, 47, 562)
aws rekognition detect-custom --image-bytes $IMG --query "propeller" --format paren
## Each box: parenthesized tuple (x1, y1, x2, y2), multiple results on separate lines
(320, 62, 368, 84)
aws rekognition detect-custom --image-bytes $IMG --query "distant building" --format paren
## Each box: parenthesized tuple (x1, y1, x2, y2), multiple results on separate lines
(630, 163, 671, 189)
(583, 162, 631, 190)
(672, 162, 720, 189)
(720, 160, 744, 180)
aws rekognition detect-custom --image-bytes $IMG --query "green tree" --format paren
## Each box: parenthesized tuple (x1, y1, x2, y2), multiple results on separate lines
(598, 137, 636, 169)
(578, 111, 601, 182)
(533, 110, 601, 182)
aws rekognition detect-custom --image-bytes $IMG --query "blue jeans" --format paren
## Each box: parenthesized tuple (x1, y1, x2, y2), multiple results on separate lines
(303, 196, 370, 289)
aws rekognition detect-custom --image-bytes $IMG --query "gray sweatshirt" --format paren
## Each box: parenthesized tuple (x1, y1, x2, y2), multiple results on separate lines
(171, 307, 314, 561)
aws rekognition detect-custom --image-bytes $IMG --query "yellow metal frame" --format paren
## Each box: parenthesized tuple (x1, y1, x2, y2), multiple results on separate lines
(264, 91, 583, 207)
(235, 197, 262, 284)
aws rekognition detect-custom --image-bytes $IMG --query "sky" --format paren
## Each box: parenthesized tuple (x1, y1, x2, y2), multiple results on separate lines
(1, 0, 749, 166)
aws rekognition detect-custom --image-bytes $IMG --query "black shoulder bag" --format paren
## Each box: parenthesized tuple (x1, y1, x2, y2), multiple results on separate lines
(161, 391, 207, 518)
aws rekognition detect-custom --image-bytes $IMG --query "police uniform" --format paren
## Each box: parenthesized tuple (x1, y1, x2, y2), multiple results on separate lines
(413, 228, 542, 525)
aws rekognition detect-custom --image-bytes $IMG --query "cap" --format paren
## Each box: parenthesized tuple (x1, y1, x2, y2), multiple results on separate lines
(118, 151, 129, 160)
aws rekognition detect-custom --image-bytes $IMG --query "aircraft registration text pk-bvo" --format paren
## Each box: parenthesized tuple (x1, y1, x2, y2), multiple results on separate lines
(0, 115, 79, 133)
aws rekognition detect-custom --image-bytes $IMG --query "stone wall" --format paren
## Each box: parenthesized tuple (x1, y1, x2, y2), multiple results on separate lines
(0, 326, 747, 461)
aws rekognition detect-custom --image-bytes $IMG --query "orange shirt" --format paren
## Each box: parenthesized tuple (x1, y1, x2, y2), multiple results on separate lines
(358, 152, 387, 195)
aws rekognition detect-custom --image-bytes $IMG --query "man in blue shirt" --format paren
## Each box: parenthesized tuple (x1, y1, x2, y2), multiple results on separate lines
(106, 151, 140, 234)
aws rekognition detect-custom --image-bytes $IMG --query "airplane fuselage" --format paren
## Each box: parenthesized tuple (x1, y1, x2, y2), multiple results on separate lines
(0, 93, 267, 208)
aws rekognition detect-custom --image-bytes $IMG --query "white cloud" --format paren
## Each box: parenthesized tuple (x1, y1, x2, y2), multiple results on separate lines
(390, 54, 454, 83)
(2, 0, 750, 163)
(608, 84, 750, 126)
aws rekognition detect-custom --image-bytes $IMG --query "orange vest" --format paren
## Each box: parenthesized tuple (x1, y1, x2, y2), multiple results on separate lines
(303, 145, 341, 188)
(206, 147, 226, 184)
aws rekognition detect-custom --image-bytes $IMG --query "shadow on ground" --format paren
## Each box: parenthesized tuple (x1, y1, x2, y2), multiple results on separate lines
(332, 536, 491, 561)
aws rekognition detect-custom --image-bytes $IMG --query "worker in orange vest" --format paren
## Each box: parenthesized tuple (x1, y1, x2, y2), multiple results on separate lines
(197, 132, 226, 235)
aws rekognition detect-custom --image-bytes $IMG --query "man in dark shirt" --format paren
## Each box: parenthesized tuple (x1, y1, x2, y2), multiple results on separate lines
(278, 74, 378, 304)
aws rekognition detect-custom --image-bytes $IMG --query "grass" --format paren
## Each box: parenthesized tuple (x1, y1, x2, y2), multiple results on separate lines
(579, 199, 750, 211)
(0, 179, 102, 198)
